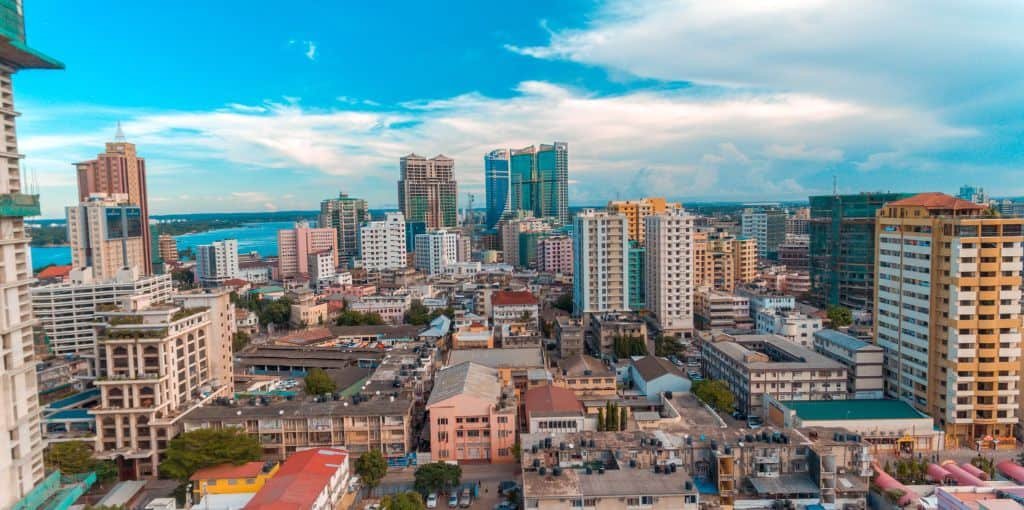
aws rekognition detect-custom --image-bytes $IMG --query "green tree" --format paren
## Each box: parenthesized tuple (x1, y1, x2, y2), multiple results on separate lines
(159, 428, 261, 481)
(826, 305, 853, 327)
(46, 441, 95, 474)
(414, 462, 462, 495)
(613, 335, 647, 358)
(257, 297, 293, 326)
(619, 407, 628, 431)
(597, 407, 605, 431)
(170, 269, 194, 288)
(355, 449, 388, 490)
(654, 335, 684, 357)
(381, 492, 426, 510)
(304, 368, 337, 395)
(405, 300, 432, 325)
(232, 331, 251, 352)
(336, 310, 385, 326)
(552, 293, 572, 313)
(692, 379, 736, 413)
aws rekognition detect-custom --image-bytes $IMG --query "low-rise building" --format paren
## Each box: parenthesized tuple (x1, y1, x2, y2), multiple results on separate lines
(587, 313, 647, 358)
(448, 347, 546, 397)
(812, 329, 884, 399)
(628, 356, 692, 400)
(290, 291, 328, 327)
(427, 362, 517, 464)
(701, 334, 848, 418)
(694, 289, 752, 330)
(451, 321, 494, 350)
(554, 316, 584, 359)
(347, 294, 411, 324)
(243, 448, 349, 510)
(524, 384, 589, 434)
(190, 461, 279, 501)
(490, 290, 540, 329)
(736, 287, 795, 319)
(236, 308, 258, 336)
(755, 309, 823, 347)
(555, 354, 617, 398)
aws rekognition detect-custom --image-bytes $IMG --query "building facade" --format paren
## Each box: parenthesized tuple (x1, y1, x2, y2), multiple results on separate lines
(777, 234, 809, 270)
(75, 129, 152, 274)
(196, 239, 239, 287)
(277, 221, 338, 279)
(537, 234, 572, 275)
(873, 192, 1023, 447)
(644, 210, 695, 335)
(427, 362, 517, 464)
(67, 195, 147, 280)
(508, 143, 569, 224)
(174, 289, 236, 388)
(413, 230, 459, 275)
(158, 234, 178, 264)
(573, 210, 629, 315)
(627, 241, 645, 311)
(398, 154, 457, 229)
(693, 229, 757, 292)
(484, 149, 511, 229)
(755, 309, 822, 348)
(318, 192, 368, 265)
(359, 212, 407, 271)
(0, 15, 62, 502)
(741, 208, 787, 260)
(607, 197, 681, 243)
(812, 329, 884, 399)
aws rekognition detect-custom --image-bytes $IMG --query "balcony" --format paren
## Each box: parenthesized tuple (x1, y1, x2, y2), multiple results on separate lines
(0, 193, 40, 217)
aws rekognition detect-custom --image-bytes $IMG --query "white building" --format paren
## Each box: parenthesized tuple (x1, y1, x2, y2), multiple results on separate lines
(67, 195, 148, 281)
(741, 208, 786, 259)
(756, 309, 823, 347)
(31, 267, 173, 366)
(414, 230, 459, 275)
(644, 210, 695, 335)
(736, 287, 796, 318)
(307, 251, 337, 292)
(359, 212, 407, 271)
(572, 210, 629, 315)
(195, 239, 239, 287)
(238, 265, 271, 284)
(348, 295, 411, 324)
(174, 289, 236, 387)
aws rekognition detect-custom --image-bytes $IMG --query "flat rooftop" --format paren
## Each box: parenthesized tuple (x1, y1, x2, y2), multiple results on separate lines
(783, 399, 929, 421)
(183, 395, 413, 421)
(524, 467, 695, 499)
(448, 347, 544, 369)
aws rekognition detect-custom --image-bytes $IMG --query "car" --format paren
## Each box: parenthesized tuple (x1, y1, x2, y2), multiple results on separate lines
(459, 488, 472, 508)
(364, 505, 380, 510)
(499, 481, 519, 495)
(494, 503, 515, 510)
(448, 493, 459, 508)
(747, 416, 763, 429)
(427, 493, 438, 508)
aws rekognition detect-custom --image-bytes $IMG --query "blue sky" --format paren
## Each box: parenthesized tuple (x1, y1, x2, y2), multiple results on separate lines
(16, 0, 1024, 217)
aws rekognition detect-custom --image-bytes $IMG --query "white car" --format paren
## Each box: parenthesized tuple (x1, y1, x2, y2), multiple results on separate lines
(427, 493, 438, 508)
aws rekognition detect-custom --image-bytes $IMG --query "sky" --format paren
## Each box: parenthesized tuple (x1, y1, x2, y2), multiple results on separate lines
(15, 0, 1024, 218)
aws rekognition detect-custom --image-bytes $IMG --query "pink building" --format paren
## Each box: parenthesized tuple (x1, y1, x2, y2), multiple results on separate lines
(278, 221, 338, 279)
(426, 362, 517, 464)
(537, 235, 573, 276)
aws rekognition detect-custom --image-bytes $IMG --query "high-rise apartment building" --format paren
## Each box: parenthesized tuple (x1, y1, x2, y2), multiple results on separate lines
(174, 289, 236, 388)
(414, 230, 459, 275)
(484, 149, 511, 229)
(873, 192, 1023, 447)
(158, 233, 178, 263)
(778, 234, 809, 270)
(91, 303, 230, 478)
(509, 142, 569, 224)
(195, 239, 239, 287)
(277, 221, 337, 279)
(398, 154, 457, 229)
(645, 210, 695, 335)
(607, 197, 681, 243)
(742, 208, 787, 260)
(0, 14, 62, 502)
(499, 212, 551, 268)
(359, 212, 407, 271)
(693, 228, 757, 292)
(537, 235, 572, 276)
(627, 241, 645, 311)
(319, 192, 368, 265)
(76, 127, 152, 274)
(67, 194, 147, 281)
(572, 210, 629, 315)
(32, 267, 172, 363)
(809, 192, 912, 310)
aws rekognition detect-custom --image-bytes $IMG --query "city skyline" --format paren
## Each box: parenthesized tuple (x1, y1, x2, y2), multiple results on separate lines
(14, 1, 1024, 217)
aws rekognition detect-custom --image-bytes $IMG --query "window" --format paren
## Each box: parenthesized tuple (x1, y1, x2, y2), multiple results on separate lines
(437, 418, 448, 425)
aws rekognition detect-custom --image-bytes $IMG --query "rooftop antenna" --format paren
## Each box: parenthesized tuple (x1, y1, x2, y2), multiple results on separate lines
(832, 175, 838, 197)
(114, 121, 126, 142)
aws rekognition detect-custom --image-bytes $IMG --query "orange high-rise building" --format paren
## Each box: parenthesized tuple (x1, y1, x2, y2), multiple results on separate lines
(607, 197, 681, 243)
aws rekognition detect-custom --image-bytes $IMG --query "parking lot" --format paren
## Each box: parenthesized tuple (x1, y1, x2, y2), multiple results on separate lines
(363, 464, 521, 510)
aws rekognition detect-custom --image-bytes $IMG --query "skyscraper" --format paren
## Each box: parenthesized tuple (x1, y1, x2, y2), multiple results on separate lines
(741, 207, 787, 260)
(319, 192, 368, 264)
(67, 195, 147, 280)
(398, 154, 457, 229)
(645, 210, 695, 335)
(607, 197, 681, 243)
(277, 221, 337, 279)
(509, 142, 569, 224)
(484, 149, 510, 229)
(873, 192, 1023, 447)
(809, 192, 912, 310)
(75, 126, 153, 274)
(572, 210, 629, 315)
(196, 239, 239, 287)
(0, 5, 62, 503)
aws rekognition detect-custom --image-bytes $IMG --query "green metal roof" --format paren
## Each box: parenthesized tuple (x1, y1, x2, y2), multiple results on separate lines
(783, 399, 928, 421)
(0, 1, 63, 69)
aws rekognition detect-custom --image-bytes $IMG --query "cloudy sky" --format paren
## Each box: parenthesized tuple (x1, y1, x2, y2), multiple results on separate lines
(16, 0, 1024, 217)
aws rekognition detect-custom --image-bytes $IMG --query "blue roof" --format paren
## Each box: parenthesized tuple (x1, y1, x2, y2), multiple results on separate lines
(813, 329, 873, 351)
(46, 409, 94, 421)
(420, 315, 451, 338)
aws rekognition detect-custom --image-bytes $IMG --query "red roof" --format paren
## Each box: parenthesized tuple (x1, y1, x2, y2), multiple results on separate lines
(244, 448, 348, 510)
(278, 327, 333, 346)
(886, 192, 987, 211)
(224, 278, 250, 287)
(491, 290, 539, 307)
(524, 384, 583, 418)
(37, 265, 72, 279)
(190, 461, 267, 481)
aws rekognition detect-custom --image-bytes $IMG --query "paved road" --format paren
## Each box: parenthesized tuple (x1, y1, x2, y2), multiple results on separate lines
(381, 463, 520, 485)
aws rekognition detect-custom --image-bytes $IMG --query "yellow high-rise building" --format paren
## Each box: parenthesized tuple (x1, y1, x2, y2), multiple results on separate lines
(607, 197, 681, 243)
(693, 229, 758, 291)
(874, 192, 1023, 448)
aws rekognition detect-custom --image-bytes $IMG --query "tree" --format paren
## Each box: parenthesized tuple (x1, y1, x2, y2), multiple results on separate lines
(613, 335, 647, 358)
(692, 379, 736, 413)
(414, 462, 462, 495)
(382, 492, 426, 510)
(160, 428, 261, 481)
(597, 408, 605, 432)
(619, 407, 628, 431)
(232, 331, 251, 352)
(552, 293, 572, 313)
(258, 298, 293, 326)
(826, 305, 853, 328)
(336, 310, 385, 326)
(304, 368, 337, 395)
(355, 449, 388, 490)
(654, 335, 684, 357)
(46, 441, 95, 474)
(170, 269, 194, 288)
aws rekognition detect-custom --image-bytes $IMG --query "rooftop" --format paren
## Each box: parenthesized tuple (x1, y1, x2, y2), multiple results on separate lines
(886, 192, 988, 211)
(328, 324, 424, 339)
(190, 461, 269, 481)
(525, 385, 584, 418)
(183, 395, 413, 421)
(245, 448, 348, 510)
(448, 347, 544, 369)
(558, 354, 614, 378)
(632, 356, 687, 382)
(36, 264, 72, 279)
(492, 290, 539, 306)
(428, 362, 502, 407)
(783, 399, 929, 421)
(813, 329, 881, 352)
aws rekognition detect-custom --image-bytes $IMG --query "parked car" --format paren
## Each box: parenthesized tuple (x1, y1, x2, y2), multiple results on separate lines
(448, 493, 459, 508)
(459, 488, 472, 508)
(499, 481, 519, 495)
(747, 416, 763, 429)
(427, 493, 438, 508)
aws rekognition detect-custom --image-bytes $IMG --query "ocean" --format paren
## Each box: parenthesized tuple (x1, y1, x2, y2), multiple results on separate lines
(30, 221, 294, 270)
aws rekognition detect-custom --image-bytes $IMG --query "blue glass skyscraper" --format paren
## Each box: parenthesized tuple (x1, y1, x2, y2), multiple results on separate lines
(484, 149, 510, 229)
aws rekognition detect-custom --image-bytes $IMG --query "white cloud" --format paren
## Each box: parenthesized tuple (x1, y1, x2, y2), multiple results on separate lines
(304, 41, 317, 61)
